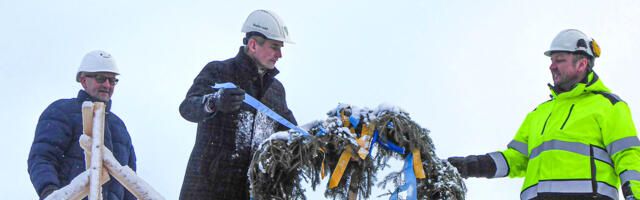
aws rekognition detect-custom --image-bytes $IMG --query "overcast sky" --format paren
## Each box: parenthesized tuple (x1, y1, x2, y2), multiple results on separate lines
(2, 1, 640, 199)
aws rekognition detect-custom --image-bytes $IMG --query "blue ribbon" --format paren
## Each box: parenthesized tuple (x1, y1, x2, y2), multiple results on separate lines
(374, 121, 404, 154)
(212, 83, 310, 137)
(349, 115, 360, 128)
(368, 130, 379, 158)
(377, 135, 405, 154)
(390, 153, 418, 200)
(315, 125, 328, 136)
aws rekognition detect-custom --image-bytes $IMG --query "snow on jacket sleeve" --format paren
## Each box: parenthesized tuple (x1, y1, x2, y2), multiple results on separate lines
(601, 101, 640, 199)
(28, 101, 75, 197)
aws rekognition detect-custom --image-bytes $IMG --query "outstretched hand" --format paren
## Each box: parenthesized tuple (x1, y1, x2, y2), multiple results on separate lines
(205, 88, 245, 113)
(447, 157, 469, 178)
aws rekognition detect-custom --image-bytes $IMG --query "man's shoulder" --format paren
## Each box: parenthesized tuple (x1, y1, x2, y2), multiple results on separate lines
(204, 57, 236, 69)
(532, 97, 554, 112)
(38, 97, 81, 124)
(591, 91, 626, 106)
(45, 97, 80, 114)
(106, 111, 126, 126)
(200, 57, 238, 77)
(270, 78, 284, 88)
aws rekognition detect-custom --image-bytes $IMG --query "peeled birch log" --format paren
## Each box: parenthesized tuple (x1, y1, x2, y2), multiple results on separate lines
(79, 135, 165, 200)
(88, 103, 105, 200)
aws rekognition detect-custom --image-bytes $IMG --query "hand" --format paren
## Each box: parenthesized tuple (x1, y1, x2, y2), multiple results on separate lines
(40, 184, 59, 199)
(447, 157, 469, 178)
(623, 182, 639, 200)
(204, 88, 245, 113)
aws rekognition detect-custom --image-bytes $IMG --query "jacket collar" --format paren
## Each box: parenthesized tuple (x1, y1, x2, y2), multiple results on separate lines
(234, 47, 280, 80)
(548, 71, 611, 99)
(77, 90, 112, 112)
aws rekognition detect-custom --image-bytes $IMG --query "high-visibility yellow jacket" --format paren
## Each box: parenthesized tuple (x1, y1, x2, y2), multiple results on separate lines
(489, 72, 640, 200)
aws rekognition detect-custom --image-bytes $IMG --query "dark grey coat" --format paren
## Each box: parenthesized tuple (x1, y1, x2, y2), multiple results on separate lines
(179, 47, 296, 200)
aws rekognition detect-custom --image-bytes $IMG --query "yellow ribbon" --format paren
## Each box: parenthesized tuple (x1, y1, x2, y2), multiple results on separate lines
(340, 109, 356, 133)
(329, 146, 352, 188)
(412, 149, 426, 179)
(328, 107, 383, 188)
(328, 108, 357, 188)
(318, 147, 326, 179)
(356, 122, 375, 159)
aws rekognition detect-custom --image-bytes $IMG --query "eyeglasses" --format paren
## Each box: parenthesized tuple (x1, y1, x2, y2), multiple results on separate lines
(85, 75, 119, 85)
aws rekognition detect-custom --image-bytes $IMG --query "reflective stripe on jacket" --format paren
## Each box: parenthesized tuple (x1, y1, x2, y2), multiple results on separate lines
(492, 72, 640, 200)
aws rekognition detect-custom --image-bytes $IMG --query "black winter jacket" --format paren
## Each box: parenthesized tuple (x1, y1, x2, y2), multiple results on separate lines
(179, 47, 296, 200)
(28, 90, 137, 200)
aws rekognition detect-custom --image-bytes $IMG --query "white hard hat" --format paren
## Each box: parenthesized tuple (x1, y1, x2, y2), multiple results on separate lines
(76, 50, 119, 82)
(241, 10, 294, 44)
(544, 29, 600, 58)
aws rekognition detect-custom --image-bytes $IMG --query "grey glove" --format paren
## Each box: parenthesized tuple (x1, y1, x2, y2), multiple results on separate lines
(204, 88, 245, 113)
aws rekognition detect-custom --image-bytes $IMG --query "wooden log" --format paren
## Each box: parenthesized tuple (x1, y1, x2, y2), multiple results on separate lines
(44, 171, 90, 200)
(102, 146, 165, 200)
(89, 102, 105, 200)
(77, 135, 110, 200)
(79, 134, 165, 200)
(42, 169, 110, 200)
(81, 101, 94, 169)
(81, 101, 94, 137)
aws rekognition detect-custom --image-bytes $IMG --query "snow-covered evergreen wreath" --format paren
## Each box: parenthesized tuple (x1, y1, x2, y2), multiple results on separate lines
(249, 104, 466, 200)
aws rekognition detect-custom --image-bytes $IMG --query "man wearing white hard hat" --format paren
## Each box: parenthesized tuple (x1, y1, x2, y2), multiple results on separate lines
(179, 10, 297, 199)
(28, 50, 137, 200)
(447, 29, 640, 200)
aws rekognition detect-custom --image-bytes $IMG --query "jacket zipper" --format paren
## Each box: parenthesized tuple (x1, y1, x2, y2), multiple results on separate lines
(560, 104, 575, 130)
(540, 112, 552, 135)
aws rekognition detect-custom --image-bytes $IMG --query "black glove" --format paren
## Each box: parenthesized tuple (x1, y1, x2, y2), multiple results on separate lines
(447, 156, 469, 178)
(447, 154, 496, 179)
(204, 88, 245, 113)
(623, 182, 638, 200)
(40, 184, 59, 199)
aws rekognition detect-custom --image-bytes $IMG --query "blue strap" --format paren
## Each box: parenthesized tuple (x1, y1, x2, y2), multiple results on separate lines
(350, 116, 360, 128)
(375, 121, 405, 154)
(368, 130, 379, 158)
(316, 125, 328, 136)
(377, 135, 405, 154)
(390, 153, 418, 200)
(213, 83, 310, 137)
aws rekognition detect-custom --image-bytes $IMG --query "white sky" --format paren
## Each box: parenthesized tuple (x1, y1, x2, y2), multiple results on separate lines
(2, 1, 640, 199)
